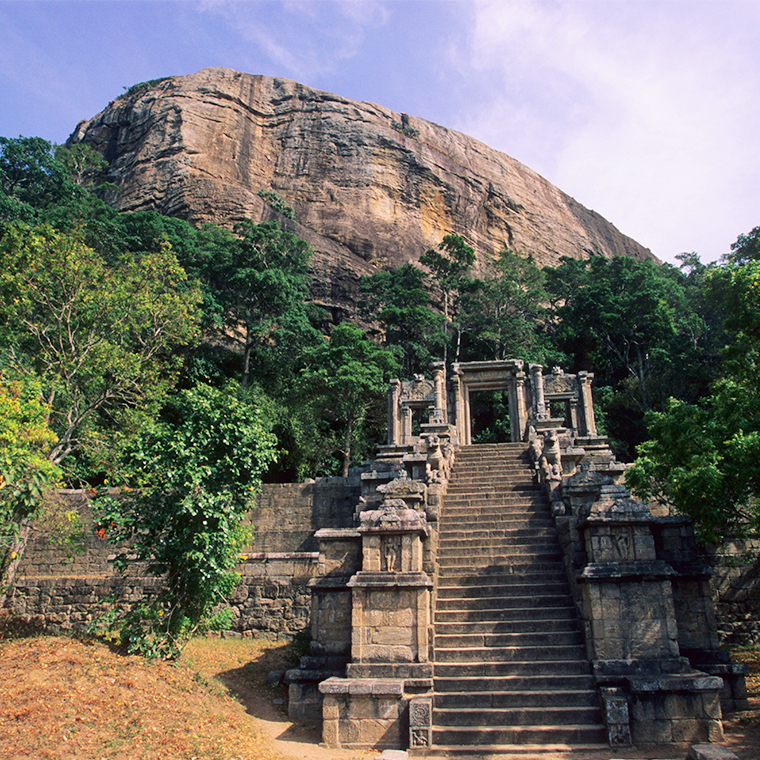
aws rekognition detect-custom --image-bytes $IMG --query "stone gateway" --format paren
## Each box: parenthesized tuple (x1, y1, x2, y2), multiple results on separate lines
(287, 360, 747, 753)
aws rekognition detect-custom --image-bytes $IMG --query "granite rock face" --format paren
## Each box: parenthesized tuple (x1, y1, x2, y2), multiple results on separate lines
(69, 67, 654, 318)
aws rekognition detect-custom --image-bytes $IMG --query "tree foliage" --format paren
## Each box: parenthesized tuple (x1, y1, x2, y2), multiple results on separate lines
(359, 263, 445, 376)
(0, 222, 201, 468)
(0, 374, 62, 583)
(628, 251, 760, 542)
(544, 255, 711, 457)
(296, 322, 399, 476)
(94, 384, 277, 657)
(462, 247, 553, 363)
(420, 234, 476, 362)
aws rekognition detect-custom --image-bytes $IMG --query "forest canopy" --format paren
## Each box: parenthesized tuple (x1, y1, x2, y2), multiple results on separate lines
(2, 133, 759, 573)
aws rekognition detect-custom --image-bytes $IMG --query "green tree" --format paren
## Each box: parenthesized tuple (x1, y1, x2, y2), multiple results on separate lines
(462, 247, 553, 363)
(628, 251, 760, 542)
(204, 219, 320, 389)
(359, 263, 445, 376)
(296, 322, 399, 476)
(420, 234, 476, 362)
(94, 384, 277, 657)
(0, 374, 62, 595)
(0, 223, 201, 471)
(545, 255, 705, 457)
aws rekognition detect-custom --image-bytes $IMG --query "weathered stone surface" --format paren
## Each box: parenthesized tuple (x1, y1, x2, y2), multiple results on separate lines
(68, 68, 655, 320)
(687, 744, 739, 760)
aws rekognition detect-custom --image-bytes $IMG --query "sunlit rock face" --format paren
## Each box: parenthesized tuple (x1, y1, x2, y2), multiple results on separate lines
(69, 67, 654, 318)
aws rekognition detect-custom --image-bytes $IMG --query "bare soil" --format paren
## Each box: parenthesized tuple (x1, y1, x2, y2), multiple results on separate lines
(0, 631, 758, 760)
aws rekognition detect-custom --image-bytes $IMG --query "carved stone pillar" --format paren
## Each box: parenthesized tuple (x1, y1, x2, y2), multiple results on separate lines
(577, 371, 597, 437)
(388, 379, 401, 445)
(512, 369, 528, 441)
(400, 406, 412, 446)
(578, 484, 724, 746)
(432, 363, 446, 423)
(529, 363, 546, 419)
(451, 364, 464, 444)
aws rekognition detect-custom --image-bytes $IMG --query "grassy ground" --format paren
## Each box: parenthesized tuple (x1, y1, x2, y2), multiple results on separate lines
(1, 627, 759, 760)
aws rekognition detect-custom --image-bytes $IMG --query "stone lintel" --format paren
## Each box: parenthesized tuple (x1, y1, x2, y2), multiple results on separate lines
(314, 528, 361, 539)
(308, 575, 355, 589)
(628, 674, 725, 693)
(593, 657, 690, 678)
(285, 668, 341, 683)
(582, 514, 661, 526)
(578, 560, 676, 581)
(347, 571, 432, 588)
(319, 677, 404, 697)
(239, 552, 320, 561)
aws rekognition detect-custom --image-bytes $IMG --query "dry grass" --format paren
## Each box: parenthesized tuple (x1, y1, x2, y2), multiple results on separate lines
(0, 633, 292, 760)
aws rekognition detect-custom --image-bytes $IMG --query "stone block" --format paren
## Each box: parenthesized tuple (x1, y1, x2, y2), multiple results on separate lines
(670, 719, 705, 743)
(631, 717, 672, 744)
(687, 746, 739, 760)
(371, 627, 412, 646)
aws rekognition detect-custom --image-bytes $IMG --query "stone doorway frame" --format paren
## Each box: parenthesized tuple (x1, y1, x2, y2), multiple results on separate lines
(451, 360, 529, 445)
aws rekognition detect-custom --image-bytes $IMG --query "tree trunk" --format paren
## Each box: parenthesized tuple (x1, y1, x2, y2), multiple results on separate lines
(0, 520, 31, 609)
(341, 415, 354, 478)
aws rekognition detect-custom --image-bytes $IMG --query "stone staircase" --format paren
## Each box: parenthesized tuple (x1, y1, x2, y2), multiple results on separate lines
(432, 442, 607, 753)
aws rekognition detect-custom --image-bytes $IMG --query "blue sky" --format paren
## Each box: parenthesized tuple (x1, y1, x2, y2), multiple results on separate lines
(1, 0, 759, 264)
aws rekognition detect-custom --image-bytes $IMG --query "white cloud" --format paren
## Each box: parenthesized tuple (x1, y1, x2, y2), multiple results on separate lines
(455, 0, 760, 261)
(194, 0, 390, 82)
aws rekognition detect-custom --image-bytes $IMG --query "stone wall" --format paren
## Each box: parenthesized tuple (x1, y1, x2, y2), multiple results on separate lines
(706, 539, 760, 647)
(4, 476, 360, 637)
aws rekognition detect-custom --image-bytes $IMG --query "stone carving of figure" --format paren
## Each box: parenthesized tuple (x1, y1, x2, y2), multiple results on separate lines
(383, 535, 401, 572)
(539, 430, 562, 480)
(426, 435, 445, 482)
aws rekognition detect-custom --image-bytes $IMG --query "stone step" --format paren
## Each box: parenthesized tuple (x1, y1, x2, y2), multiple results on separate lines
(437, 580, 570, 598)
(432, 724, 608, 746)
(439, 525, 556, 540)
(436, 593, 573, 612)
(435, 630, 584, 649)
(439, 523, 555, 536)
(435, 688, 599, 710)
(440, 517, 551, 528)
(435, 618, 579, 635)
(434, 673, 596, 692)
(434, 659, 593, 678)
(439, 536, 559, 551)
(438, 562, 567, 588)
(437, 553, 564, 567)
(429, 743, 609, 758)
(442, 500, 549, 513)
(435, 607, 577, 624)
(446, 481, 538, 492)
(443, 493, 544, 505)
(435, 645, 588, 663)
(434, 704, 602, 727)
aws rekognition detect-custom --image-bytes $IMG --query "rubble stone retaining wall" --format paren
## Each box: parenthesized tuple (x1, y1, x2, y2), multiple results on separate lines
(3, 476, 360, 637)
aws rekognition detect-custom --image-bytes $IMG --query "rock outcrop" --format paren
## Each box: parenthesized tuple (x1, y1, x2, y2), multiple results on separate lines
(69, 67, 654, 318)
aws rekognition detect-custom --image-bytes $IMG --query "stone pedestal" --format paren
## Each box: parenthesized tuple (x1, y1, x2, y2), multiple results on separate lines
(320, 498, 432, 749)
(320, 678, 406, 749)
(579, 485, 725, 745)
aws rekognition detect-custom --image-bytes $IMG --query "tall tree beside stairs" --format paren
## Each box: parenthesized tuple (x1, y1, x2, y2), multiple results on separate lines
(295, 322, 399, 477)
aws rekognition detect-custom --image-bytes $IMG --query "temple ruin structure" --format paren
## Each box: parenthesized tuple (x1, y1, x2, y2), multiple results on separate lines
(287, 360, 748, 753)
